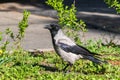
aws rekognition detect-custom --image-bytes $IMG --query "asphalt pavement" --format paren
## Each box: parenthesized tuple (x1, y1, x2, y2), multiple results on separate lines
(0, 2, 120, 51)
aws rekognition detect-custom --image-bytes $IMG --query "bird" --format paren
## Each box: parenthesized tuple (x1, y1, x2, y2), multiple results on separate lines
(44, 23, 107, 70)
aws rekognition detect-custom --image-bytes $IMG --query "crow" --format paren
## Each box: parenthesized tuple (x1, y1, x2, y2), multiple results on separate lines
(45, 23, 107, 70)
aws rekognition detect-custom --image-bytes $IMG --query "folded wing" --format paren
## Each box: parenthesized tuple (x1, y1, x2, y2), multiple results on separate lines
(57, 39, 95, 56)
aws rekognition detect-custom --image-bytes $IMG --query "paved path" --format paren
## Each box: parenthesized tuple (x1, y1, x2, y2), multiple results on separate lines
(0, 11, 56, 50)
(0, 2, 120, 50)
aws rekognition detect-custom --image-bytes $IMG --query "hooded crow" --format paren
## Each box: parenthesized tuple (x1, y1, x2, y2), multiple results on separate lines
(45, 23, 107, 70)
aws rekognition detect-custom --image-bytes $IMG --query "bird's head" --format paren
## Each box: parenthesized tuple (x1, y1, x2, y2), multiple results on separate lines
(45, 23, 61, 32)
(45, 23, 65, 38)
(45, 24, 62, 37)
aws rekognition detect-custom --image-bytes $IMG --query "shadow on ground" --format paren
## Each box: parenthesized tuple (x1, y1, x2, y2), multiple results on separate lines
(39, 64, 59, 72)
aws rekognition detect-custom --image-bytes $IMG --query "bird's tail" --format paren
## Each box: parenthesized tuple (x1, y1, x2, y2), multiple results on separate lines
(86, 56, 108, 64)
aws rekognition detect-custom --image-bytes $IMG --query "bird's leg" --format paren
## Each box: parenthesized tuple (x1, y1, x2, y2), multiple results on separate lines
(62, 63, 69, 71)
(62, 63, 73, 73)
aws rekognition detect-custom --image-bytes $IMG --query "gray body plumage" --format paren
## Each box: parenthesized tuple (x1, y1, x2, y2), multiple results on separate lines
(45, 24, 107, 68)
(54, 29, 83, 64)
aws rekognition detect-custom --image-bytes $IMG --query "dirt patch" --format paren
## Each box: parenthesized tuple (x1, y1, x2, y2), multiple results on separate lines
(108, 60, 120, 65)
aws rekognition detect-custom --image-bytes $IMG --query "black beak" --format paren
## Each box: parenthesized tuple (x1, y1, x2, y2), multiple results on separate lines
(44, 25, 51, 30)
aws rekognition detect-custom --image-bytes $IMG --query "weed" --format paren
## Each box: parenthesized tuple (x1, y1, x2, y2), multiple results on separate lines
(104, 0, 120, 13)
(0, 10, 30, 51)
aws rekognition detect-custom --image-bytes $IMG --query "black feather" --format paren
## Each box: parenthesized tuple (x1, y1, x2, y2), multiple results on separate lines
(58, 42, 94, 56)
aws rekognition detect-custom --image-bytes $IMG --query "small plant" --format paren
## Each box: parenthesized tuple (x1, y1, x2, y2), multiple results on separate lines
(12, 10, 30, 49)
(0, 10, 30, 51)
(0, 30, 10, 52)
(104, 0, 120, 13)
(17, 10, 30, 40)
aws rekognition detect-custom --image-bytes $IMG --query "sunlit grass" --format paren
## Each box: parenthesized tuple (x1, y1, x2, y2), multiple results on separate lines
(0, 45, 120, 80)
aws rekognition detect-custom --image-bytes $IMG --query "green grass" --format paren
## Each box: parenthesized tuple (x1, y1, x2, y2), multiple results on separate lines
(0, 46, 120, 80)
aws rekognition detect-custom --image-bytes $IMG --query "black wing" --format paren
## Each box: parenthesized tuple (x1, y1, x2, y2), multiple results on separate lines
(58, 42, 95, 56)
